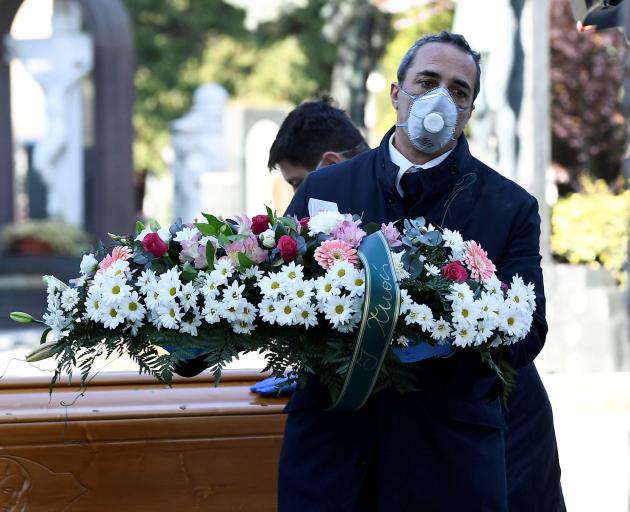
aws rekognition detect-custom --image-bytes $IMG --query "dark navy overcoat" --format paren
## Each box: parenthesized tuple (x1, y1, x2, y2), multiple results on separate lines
(279, 128, 565, 512)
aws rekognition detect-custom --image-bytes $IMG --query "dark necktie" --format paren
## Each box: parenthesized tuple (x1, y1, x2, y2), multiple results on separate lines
(399, 168, 423, 214)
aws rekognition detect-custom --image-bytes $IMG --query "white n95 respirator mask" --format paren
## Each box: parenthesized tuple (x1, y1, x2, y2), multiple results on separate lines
(395, 85, 469, 154)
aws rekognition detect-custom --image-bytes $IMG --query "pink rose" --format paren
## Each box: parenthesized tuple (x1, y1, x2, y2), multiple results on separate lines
(251, 215, 270, 236)
(277, 235, 299, 263)
(441, 260, 468, 283)
(143, 232, 168, 258)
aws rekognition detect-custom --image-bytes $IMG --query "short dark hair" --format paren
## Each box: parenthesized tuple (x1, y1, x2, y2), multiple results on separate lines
(397, 31, 482, 102)
(268, 97, 368, 171)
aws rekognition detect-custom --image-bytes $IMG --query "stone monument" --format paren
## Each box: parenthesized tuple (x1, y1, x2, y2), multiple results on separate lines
(170, 83, 228, 223)
(5, 0, 93, 227)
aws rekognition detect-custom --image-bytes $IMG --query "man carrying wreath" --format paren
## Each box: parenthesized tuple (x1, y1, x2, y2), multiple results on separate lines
(279, 31, 565, 511)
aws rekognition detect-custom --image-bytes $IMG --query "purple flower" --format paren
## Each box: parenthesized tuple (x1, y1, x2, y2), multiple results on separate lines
(380, 222, 402, 248)
(225, 234, 267, 265)
(331, 215, 366, 248)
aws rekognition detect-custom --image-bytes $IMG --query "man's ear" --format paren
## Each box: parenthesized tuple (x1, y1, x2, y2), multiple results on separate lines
(390, 82, 399, 109)
(319, 151, 346, 167)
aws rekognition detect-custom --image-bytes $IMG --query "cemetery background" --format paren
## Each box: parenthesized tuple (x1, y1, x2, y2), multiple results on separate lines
(0, 0, 628, 511)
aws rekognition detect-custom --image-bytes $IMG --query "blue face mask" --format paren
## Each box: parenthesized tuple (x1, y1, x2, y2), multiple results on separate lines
(395, 85, 470, 154)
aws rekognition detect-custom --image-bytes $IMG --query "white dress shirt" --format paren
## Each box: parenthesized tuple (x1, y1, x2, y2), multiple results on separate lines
(388, 134, 454, 197)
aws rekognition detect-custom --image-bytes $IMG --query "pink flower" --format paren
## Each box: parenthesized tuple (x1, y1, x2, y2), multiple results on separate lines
(234, 214, 252, 236)
(224, 234, 267, 265)
(331, 215, 366, 248)
(380, 222, 402, 248)
(314, 239, 359, 269)
(464, 241, 496, 282)
(298, 217, 310, 234)
(441, 260, 468, 283)
(277, 235, 299, 262)
(98, 246, 132, 273)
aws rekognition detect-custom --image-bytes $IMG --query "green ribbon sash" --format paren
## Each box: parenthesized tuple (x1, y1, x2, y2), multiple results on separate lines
(327, 231, 401, 412)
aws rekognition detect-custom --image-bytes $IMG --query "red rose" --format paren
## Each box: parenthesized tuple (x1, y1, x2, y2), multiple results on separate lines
(142, 232, 168, 258)
(277, 235, 299, 262)
(298, 216, 310, 234)
(251, 214, 270, 236)
(441, 260, 468, 283)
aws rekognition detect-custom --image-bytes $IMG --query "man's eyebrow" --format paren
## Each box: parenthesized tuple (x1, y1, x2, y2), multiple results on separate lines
(414, 70, 472, 92)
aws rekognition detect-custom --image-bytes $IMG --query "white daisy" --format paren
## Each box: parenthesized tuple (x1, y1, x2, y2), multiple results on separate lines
(327, 261, 355, 288)
(201, 299, 221, 324)
(180, 282, 199, 312)
(241, 266, 264, 281)
(85, 291, 104, 322)
(102, 305, 125, 330)
(446, 282, 474, 303)
(214, 258, 235, 279)
(60, 288, 80, 312)
(259, 297, 279, 324)
(236, 301, 258, 324)
(334, 318, 360, 333)
(346, 269, 366, 298)
(121, 291, 146, 323)
(104, 259, 130, 278)
(231, 320, 255, 335)
(180, 313, 202, 336)
(128, 319, 144, 337)
(451, 297, 480, 327)
(200, 273, 223, 299)
(424, 263, 440, 277)
(157, 303, 182, 329)
(222, 281, 245, 302)
(399, 289, 413, 315)
(156, 270, 182, 303)
(258, 273, 285, 299)
(315, 274, 341, 303)
(395, 335, 410, 347)
(431, 317, 451, 342)
(219, 299, 245, 323)
(275, 300, 296, 326)
(279, 262, 304, 282)
(415, 304, 436, 332)
(498, 303, 526, 337)
(294, 304, 318, 329)
(483, 274, 503, 295)
(442, 228, 466, 260)
(144, 288, 162, 311)
(101, 276, 132, 305)
(137, 269, 158, 294)
(452, 323, 477, 348)
(286, 279, 314, 306)
(324, 295, 354, 326)
(391, 252, 410, 281)
(80, 254, 99, 276)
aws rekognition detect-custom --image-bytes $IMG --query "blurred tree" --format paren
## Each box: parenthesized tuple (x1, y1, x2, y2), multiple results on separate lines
(550, 0, 627, 192)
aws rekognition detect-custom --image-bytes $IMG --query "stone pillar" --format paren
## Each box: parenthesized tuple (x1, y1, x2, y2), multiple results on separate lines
(5, 0, 93, 228)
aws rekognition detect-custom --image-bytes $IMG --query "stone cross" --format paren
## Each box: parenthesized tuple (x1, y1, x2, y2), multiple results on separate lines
(4, 0, 93, 228)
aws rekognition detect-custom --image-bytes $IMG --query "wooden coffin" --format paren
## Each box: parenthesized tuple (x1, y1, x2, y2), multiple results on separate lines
(0, 370, 287, 511)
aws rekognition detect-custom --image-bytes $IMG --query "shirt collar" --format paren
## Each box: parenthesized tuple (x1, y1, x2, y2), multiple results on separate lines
(389, 134, 454, 196)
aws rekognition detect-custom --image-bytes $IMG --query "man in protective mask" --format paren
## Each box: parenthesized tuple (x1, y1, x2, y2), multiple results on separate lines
(280, 31, 565, 511)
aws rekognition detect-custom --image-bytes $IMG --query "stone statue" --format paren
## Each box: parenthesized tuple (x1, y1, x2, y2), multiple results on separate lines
(4, 0, 93, 227)
(170, 83, 228, 222)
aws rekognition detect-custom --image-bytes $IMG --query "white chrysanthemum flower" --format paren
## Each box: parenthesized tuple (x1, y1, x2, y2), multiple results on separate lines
(507, 278, 532, 312)
(180, 313, 202, 336)
(236, 301, 258, 324)
(174, 226, 200, 244)
(315, 275, 341, 303)
(442, 228, 466, 260)
(128, 319, 144, 337)
(415, 304, 435, 332)
(101, 276, 132, 305)
(102, 305, 126, 330)
(286, 279, 314, 306)
(477, 292, 500, 322)
(327, 261, 355, 288)
(201, 299, 221, 324)
(144, 288, 161, 311)
(259, 297, 279, 324)
(156, 272, 182, 304)
(219, 299, 243, 323)
(391, 252, 410, 281)
(85, 291, 104, 322)
(484, 274, 503, 295)
(60, 288, 80, 312)
(280, 262, 305, 282)
(179, 282, 199, 312)
(395, 335, 410, 347)
(431, 317, 451, 342)
(231, 320, 255, 335)
(498, 303, 527, 337)
(399, 289, 413, 315)
(137, 269, 158, 294)
(157, 303, 182, 329)
(424, 263, 440, 277)
(44, 275, 68, 294)
(346, 269, 365, 298)
(258, 274, 285, 299)
(104, 259, 130, 278)
(80, 254, 99, 276)
(474, 320, 493, 346)
(294, 304, 318, 329)
(214, 258, 235, 279)
(451, 297, 480, 327)
(452, 323, 476, 348)
(275, 300, 296, 326)
(308, 210, 345, 236)
(324, 295, 354, 326)
(334, 319, 360, 333)
(46, 290, 61, 312)
(199, 273, 223, 299)
(524, 282, 537, 310)
(446, 282, 474, 303)
(241, 266, 264, 281)
(223, 281, 245, 302)
(43, 307, 68, 332)
(135, 227, 171, 242)
(121, 291, 146, 323)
